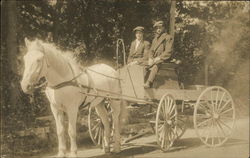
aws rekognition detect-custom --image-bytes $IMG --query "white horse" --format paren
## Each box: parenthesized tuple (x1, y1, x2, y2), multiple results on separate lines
(21, 38, 125, 157)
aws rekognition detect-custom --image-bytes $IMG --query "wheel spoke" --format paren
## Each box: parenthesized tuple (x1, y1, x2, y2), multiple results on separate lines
(159, 127, 164, 141)
(199, 102, 212, 114)
(215, 122, 222, 143)
(217, 92, 226, 110)
(167, 97, 170, 111)
(168, 98, 173, 112)
(215, 120, 227, 137)
(91, 122, 100, 131)
(211, 120, 215, 146)
(161, 129, 166, 148)
(161, 102, 166, 119)
(169, 103, 176, 115)
(220, 115, 233, 120)
(164, 130, 169, 149)
(210, 90, 215, 113)
(164, 98, 168, 112)
(215, 88, 220, 111)
(170, 112, 177, 120)
(94, 127, 100, 140)
(197, 118, 213, 127)
(158, 124, 164, 132)
(218, 99, 231, 113)
(98, 128, 102, 145)
(218, 119, 232, 131)
(170, 126, 177, 141)
(220, 107, 233, 115)
(204, 120, 212, 143)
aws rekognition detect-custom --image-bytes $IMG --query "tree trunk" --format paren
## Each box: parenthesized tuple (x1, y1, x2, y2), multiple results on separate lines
(6, 0, 18, 72)
(52, 0, 63, 43)
(6, 0, 19, 106)
(169, 0, 176, 40)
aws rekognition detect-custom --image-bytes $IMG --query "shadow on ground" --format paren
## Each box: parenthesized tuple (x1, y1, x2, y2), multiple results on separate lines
(86, 145, 157, 158)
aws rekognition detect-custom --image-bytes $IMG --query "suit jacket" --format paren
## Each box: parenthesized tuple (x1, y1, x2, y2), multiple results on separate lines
(149, 33, 173, 65)
(127, 40, 150, 65)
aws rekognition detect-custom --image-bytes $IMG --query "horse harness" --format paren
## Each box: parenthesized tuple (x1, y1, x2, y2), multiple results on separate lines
(46, 65, 121, 108)
(48, 67, 93, 108)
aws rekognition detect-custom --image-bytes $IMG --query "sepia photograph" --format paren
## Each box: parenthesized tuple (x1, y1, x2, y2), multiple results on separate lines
(1, 0, 249, 158)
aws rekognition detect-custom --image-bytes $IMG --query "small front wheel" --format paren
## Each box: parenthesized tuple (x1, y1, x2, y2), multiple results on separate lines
(156, 94, 178, 151)
(88, 101, 112, 148)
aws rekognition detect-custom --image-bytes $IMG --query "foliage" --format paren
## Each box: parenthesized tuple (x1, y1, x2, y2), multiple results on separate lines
(1, 0, 249, 156)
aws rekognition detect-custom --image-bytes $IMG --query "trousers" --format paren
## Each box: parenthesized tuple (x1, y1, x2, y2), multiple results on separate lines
(146, 64, 159, 83)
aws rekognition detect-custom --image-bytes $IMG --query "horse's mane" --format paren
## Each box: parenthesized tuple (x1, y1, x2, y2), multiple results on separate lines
(37, 39, 83, 74)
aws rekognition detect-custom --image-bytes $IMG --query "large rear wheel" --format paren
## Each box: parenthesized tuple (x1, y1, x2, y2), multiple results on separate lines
(194, 86, 236, 147)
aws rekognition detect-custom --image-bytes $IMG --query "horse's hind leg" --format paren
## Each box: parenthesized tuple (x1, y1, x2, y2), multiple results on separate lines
(67, 106, 78, 157)
(110, 100, 121, 153)
(95, 103, 111, 153)
(51, 105, 66, 157)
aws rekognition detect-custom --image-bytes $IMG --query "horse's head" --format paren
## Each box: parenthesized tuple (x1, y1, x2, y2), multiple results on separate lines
(21, 38, 48, 94)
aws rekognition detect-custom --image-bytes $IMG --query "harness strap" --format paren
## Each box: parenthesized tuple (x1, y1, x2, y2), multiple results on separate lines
(79, 86, 91, 108)
(48, 70, 85, 89)
(79, 69, 97, 108)
(49, 80, 79, 89)
(86, 68, 122, 80)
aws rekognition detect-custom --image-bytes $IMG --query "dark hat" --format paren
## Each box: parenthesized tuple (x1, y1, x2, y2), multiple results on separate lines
(133, 26, 144, 32)
(153, 21, 164, 27)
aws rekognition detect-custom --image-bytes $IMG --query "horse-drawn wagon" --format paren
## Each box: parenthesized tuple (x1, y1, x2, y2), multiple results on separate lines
(21, 38, 236, 156)
(87, 40, 236, 152)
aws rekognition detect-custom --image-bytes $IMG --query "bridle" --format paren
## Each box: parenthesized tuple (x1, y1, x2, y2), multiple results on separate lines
(32, 48, 83, 90)
(32, 50, 50, 89)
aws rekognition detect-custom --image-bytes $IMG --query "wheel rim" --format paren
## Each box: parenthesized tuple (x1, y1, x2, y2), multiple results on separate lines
(156, 94, 178, 151)
(194, 86, 236, 147)
(88, 107, 104, 148)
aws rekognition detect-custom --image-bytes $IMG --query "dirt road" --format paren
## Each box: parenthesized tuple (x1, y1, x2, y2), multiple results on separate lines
(72, 118, 249, 158)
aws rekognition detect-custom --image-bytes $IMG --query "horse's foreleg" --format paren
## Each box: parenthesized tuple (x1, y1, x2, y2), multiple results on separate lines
(110, 100, 121, 153)
(95, 104, 111, 153)
(67, 107, 78, 157)
(51, 105, 66, 157)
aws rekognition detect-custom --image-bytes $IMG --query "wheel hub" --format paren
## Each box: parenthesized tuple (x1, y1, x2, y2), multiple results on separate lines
(213, 113, 219, 119)
(166, 120, 172, 125)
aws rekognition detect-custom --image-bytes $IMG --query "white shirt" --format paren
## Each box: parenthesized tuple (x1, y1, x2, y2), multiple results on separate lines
(135, 39, 142, 51)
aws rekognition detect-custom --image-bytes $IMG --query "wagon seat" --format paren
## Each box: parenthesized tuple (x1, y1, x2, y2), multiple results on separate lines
(152, 60, 182, 89)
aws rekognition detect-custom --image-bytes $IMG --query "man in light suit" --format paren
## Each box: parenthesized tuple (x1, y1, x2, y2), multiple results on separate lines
(144, 21, 173, 88)
(127, 26, 150, 66)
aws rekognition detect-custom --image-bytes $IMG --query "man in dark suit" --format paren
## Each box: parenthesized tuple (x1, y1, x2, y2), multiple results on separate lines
(127, 26, 150, 66)
(144, 21, 173, 88)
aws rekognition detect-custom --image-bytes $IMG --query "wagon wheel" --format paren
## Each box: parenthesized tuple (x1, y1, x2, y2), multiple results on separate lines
(175, 114, 187, 140)
(88, 101, 112, 148)
(156, 94, 178, 151)
(194, 86, 236, 147)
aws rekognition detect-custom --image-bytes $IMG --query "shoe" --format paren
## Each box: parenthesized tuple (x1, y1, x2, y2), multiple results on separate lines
(144, 81, 151, 88)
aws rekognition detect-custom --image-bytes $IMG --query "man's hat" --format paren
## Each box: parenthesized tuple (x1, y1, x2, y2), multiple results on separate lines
(133, 26, 144, 32)
(153, 21, 164, 28)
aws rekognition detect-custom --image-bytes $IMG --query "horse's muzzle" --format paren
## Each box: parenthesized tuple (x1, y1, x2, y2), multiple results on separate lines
(21, 81, 34, 94)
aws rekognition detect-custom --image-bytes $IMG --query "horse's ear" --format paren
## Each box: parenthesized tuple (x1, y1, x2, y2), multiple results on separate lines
(24, 38, 30, 47)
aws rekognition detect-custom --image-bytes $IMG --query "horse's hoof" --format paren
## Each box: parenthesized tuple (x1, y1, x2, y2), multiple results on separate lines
(56, 152, 66, 157)
(104, 146, 110, 153)
(112, 147, 121, 154)
(69, 152, 77, 157)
